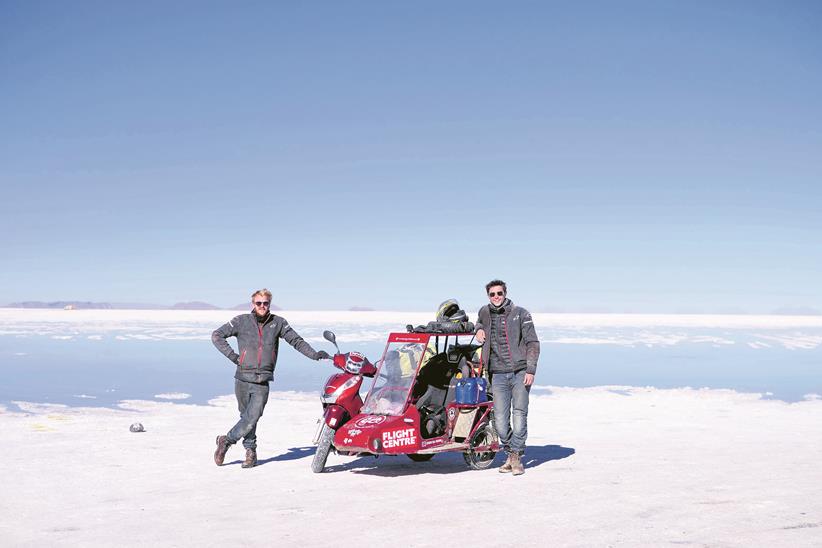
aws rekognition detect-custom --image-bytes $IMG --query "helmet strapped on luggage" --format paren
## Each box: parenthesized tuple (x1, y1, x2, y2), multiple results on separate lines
(436, 299, 468, 323)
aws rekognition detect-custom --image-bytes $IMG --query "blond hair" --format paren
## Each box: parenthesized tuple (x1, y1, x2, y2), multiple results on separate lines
(251, 288, 272, 301)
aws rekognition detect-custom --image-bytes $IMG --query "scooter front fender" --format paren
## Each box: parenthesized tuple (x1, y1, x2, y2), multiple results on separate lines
(323, 404, 349, 429)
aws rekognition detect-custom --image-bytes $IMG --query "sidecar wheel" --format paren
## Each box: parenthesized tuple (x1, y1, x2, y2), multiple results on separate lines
(463, 422, 497, 470)
(407, 453, 435, 462)
(312, 423, 334, 473)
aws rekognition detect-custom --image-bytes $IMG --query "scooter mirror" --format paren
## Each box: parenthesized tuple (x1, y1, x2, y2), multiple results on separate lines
(323, 330, 340, 353)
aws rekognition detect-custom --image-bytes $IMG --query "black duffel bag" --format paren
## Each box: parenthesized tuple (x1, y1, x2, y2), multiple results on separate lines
(406, 320, 475, 334)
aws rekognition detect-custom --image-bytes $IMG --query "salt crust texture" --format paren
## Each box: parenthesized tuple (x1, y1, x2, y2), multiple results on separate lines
(1, 386, 820, 547)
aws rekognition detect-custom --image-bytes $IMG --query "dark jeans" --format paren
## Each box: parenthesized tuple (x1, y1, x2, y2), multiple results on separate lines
(491, 370, 531, 455)
(226, 379, 270, 450)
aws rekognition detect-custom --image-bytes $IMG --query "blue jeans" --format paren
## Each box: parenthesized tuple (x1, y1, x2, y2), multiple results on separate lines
(227, 379, 270, 450)
(491, 370, 531, 455)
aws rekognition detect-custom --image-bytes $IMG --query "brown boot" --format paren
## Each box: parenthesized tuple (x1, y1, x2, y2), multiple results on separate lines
(214, 435, 231, 466)
(498, 453, 513, 473)
(242, 448, 257, 468)
(511, 453, 524, 476)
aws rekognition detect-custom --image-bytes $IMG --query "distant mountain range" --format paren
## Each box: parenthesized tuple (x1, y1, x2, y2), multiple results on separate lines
(3, 301, 283, 311)
(5, 301, 818, 315)
(6, 301, 118, 310)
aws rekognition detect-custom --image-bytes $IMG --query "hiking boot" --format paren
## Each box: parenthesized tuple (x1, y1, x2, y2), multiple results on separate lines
(242, 448, 257, 469)
(511, 453, 524, 476)
(498, 453, 513, 473)
(214, 435, 231, 466)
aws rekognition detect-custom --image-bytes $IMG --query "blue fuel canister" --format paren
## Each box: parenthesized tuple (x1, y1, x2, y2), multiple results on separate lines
(455, 377, 488, 404)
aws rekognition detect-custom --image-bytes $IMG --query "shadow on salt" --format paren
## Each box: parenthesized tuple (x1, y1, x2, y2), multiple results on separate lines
(289, 443, 578, 477)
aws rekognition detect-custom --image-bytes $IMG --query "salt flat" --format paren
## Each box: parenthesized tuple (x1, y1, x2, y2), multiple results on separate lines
(2, 308, 822, 349)
(4, 308, 822, 330)
(1, 386, 820, 547)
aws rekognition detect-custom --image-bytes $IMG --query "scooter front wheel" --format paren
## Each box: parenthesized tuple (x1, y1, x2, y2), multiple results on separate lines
(312, 423, 334, 473)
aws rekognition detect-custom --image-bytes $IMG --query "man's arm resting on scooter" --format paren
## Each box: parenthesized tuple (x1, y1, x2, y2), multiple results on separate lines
(280, 319, 324, 360)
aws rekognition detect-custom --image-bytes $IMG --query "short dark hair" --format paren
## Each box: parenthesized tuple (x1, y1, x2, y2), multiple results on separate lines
(485, 279, 507, 295)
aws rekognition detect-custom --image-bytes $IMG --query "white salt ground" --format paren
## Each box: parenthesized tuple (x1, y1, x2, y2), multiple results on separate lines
(1, 386, 820, 547)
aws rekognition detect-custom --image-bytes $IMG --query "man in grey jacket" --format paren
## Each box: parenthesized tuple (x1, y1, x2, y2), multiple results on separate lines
(475, 279, 540, 476)
(211, 288, 330, 468)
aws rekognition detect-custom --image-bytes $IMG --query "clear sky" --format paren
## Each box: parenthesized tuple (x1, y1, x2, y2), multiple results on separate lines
(2, 1, 820, 313)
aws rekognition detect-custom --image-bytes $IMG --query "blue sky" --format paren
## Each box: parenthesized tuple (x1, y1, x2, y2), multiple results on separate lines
(2, 1, 820, 313)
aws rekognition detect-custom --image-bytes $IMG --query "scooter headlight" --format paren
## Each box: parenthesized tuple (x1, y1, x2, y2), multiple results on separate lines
(321, 376, 359, 403)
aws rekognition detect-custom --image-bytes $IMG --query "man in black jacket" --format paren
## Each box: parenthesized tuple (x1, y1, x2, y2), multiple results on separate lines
(211, 288, 330, 468)
(475, 279, 540, 476)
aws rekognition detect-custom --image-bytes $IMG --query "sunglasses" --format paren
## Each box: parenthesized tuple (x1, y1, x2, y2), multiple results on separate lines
(488, 291, 505, 298)
(254, 301, 270, 307)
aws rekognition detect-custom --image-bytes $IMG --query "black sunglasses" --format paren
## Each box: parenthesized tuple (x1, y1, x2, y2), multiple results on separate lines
(488, 291, 505, 298)
(254, 301, 270, 307)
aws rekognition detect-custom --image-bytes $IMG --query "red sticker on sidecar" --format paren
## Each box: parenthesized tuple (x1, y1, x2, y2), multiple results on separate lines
(354, 415, 387, 428)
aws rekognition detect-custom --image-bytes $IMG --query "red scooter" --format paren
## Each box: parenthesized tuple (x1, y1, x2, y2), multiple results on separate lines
(312, 330, 377, 473)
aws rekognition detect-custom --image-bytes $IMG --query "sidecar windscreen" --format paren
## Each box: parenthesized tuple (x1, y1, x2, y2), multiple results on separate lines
(361, 341, 427, 415)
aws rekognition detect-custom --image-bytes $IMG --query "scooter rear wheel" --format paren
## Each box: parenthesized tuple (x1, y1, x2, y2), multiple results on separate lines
(463, 422, 497, 470)
(312, 423, 334, 473)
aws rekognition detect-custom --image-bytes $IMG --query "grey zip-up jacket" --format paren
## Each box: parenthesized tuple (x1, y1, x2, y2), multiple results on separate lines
(212, 313, 321, 384)
(475, 300, 540, 375)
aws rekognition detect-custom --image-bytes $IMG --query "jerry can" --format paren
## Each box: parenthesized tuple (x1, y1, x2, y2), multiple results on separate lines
(455, 377, 488, 404)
